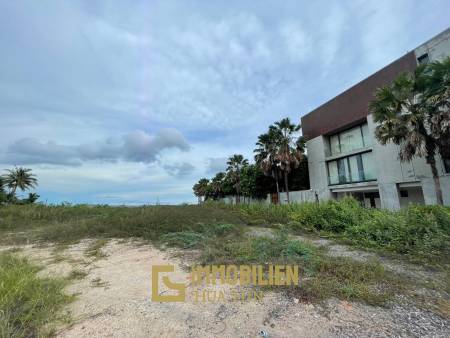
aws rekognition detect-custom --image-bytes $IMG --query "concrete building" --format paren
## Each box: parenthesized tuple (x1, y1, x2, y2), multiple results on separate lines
(301, 28, 450, 209)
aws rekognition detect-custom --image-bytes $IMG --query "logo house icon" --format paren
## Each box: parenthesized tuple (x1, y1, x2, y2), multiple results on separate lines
(151, 265, 186, 302)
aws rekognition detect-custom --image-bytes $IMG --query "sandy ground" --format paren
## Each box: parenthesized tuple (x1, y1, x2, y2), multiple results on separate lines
(2, 239, 449, 338)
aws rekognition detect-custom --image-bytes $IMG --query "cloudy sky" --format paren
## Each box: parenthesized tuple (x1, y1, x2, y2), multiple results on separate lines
(0, 1, 449, 204)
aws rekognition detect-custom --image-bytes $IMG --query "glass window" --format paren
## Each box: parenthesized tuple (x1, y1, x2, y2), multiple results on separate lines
(327, 152, 376, 185)
(327, 123, 369, 156)
(361, 152, 375, 180)
(328, 160, 339, 184)
(348, 155, 362, 182)
(329, 134, 340, 156)
(361, 123, 370, 147)
(339, 126, 364, 153)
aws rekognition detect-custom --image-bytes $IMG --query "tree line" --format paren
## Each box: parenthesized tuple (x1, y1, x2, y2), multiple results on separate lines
(194, 57, 450, 206)
(193, 118, 309, 204)
(0, 167, 39, 205)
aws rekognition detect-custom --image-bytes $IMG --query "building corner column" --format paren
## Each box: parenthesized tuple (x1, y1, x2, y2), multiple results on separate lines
(379, 183, 401, 210)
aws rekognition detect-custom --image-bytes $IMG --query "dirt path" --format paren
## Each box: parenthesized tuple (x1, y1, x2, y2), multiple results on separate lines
(2, 240, 449, 338)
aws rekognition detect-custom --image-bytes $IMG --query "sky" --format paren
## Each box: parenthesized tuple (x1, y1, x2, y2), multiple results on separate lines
(0, 1, 449, 205)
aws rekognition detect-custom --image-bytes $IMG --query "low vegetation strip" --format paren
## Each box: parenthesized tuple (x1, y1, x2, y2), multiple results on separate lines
(233, 199, 450, 265)
(0, 252, 72, 338)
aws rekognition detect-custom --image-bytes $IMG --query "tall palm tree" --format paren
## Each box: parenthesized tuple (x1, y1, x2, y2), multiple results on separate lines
(254, 127, 282, 203)
(273, 118, 303, 204)
(193, 178, 209, 204)
(209, 172, 227, 200)
(370, 57, 450, 205)
(2, 167, 38, 200)
(226, 154, 248, 204)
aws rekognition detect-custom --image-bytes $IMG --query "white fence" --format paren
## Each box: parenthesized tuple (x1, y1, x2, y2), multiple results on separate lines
(218, 190, 316, 205)
(275, 190, 316, 204)
(218, 196, 267, 205)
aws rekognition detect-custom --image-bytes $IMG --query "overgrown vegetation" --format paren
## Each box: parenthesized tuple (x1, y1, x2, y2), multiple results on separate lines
(0, 201, 448, 311)
(230, 198, 450, 264)
(199, 228, 399, 305)
(0, 253, 72, 337)
(0, 204, 244, 245)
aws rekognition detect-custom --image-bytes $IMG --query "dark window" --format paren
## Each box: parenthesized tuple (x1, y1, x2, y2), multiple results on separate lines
(417, 53, 429, 65)
(400, 190, 409, 198)
(444, 158, 450, 174)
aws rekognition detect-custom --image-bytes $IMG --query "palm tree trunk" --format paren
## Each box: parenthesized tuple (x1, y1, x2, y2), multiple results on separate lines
(284, 171, 290, 204)
(236, 185, 240, 204)
(429, 160, 444, 205)
(272, 169, 280, 204)
(9, 185, 17, 201)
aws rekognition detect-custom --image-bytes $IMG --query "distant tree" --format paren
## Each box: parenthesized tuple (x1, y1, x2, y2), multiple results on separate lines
(370, 57, 450, 205)
(207, 172, 227, 200)
(2, 167, 38, 201)
(273, 118, 304, 203)
(25, 192, 40, 204)
(0, 177, 7, 204)
(254, 127, 282, 202)
(193, 178, 209, 204)
(226, 154, 249, 204)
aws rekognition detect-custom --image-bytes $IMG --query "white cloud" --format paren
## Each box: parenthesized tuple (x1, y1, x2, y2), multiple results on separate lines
(3, 129, 190, 165)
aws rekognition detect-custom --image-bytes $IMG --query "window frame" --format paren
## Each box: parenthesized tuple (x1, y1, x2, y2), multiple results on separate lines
(327, 123, 369, 156)
(326, 150, 377, 186)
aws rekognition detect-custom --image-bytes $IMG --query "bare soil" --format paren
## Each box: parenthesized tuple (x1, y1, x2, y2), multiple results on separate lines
(2, 239, 449, 338)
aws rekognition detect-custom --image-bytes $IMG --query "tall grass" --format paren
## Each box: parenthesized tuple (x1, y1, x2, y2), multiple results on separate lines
(0, 253, 72, 337)
(233, 198, 450, 264)
(0, 204, 245, 245)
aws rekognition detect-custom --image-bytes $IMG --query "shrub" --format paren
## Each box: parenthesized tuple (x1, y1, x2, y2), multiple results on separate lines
(0, 253, 72, 337)
(289, 198, 369, 233)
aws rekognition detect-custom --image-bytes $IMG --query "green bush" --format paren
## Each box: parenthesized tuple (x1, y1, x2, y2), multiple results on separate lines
(160, 232, 205, 248)
(289, 198, 369, 233)
(0, 253, 72, 337)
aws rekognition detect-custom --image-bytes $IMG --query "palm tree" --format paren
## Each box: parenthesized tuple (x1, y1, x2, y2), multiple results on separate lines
(26, 193, 40, 204)
(226, 154, 248, 204)
(370, 57, 450, 205)
(254, 127, 282, 203)
(209, 172, 227, 200)
(193, 178, 209, 204)
(2, 167, 38, 200)
(273, 118, 303, 204)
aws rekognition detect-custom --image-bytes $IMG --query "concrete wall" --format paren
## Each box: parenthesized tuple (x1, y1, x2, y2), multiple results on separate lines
(219, 196, 266, 205)
(278, 190, 316, 205)
(305, 136, 333, 201)
(414, 27, 450, 63)
(399, 187, 425, 208)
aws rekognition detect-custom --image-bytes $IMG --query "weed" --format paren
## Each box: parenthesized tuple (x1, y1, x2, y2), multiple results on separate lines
(84, 239, 108, 259)
(68, 269, 88, 280)
(0, 253, 73, 337)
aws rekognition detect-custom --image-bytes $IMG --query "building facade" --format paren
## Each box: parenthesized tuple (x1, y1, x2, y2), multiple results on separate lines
(301, 28, 450, 209)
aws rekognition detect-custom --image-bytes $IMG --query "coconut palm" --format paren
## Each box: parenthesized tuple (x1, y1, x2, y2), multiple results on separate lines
(273, 118, 303, 204)
(193, 178, 209, 204)
(2, 167, 38, 200)
(370, 57, 450, 205)
(254, 127, 282, 203)
(226, 154, 249, 204)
